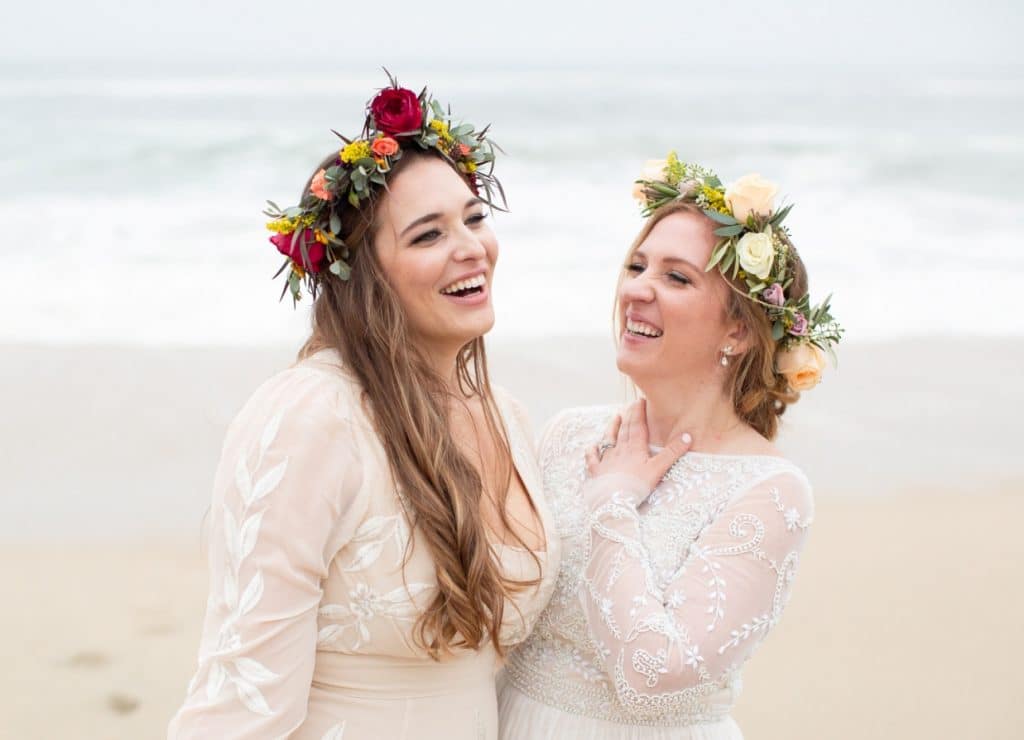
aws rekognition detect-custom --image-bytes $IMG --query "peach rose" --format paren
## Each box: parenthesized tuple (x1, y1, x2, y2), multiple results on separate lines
(633, 159, 670, 201)
(725, 173, 778, 223)
(639, 158, 668, 183)
(371, 136, 400, 157)
(776, 343, 827, 391)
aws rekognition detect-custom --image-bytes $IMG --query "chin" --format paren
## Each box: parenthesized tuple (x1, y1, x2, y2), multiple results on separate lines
(453, 311, 495, 344)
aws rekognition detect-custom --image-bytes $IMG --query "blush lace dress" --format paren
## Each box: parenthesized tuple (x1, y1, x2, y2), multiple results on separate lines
(497, 406, 813, 739)
(168, 349, 561, 739)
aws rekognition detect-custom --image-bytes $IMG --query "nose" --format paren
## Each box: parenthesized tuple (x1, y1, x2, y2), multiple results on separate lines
(619, 271, 655, 304)
(451, 223, 488, 262)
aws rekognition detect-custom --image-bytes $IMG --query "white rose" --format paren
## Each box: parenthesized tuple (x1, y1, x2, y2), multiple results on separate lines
(735, 228, 775, 279)
(725, 173, 778, 223)
(776, 343, 827, 391)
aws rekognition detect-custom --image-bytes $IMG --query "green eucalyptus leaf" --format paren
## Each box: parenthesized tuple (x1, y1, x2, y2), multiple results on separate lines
(329, 212, 341, 235)
(706, 243, 730, 271)
(702, 209, 738, 226)
(772, 321, 785, 341)
(329, 260, 352, 280)
(721, 250, 735, 272)
(713, 224, 746, 237)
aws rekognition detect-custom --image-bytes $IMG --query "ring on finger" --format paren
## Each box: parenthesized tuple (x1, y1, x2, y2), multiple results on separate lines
(597, 441, 616, 458)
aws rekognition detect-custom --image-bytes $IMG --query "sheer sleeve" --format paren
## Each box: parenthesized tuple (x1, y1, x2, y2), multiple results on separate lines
(168, 367, 368, 739)
(579, 468, 813, 721)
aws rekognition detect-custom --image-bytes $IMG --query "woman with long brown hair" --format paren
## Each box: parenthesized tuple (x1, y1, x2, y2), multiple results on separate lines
(168, 77, 560, 739)
(498, 156, 841, 739)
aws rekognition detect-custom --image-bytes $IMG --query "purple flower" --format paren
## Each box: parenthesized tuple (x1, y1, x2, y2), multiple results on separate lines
(762, 283, 785, 306)
(789, 313, 809, 336)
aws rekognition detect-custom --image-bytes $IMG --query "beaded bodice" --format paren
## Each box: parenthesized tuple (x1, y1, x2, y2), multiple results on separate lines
(503, 406, 813, 726)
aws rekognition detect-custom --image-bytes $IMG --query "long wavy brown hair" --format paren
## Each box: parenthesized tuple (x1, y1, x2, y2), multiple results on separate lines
(297, 148, 540, 659)
(618, 201, 808, 440)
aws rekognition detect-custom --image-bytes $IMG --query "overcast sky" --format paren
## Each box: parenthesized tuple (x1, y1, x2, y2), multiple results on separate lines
(2, 0, 1021, 67)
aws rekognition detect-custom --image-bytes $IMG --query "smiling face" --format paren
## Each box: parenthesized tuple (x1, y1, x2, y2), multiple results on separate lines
(372, 154, 498, 359)
(616, 207, 745, 386)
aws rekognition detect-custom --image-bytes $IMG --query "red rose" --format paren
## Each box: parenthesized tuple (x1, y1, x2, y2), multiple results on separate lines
(270, 229, 325, 273)
(369, 87, 423, 137)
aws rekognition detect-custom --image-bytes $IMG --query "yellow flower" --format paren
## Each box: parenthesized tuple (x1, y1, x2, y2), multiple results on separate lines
(266, 213, 315, 234)
(464, 161, 477, 173)
(340, 140, 372, 164)
(291, 264, 306, 279)
(429, 119, 454, 143)
(701, 185, 729, 214)
(314, 229, 329, 245)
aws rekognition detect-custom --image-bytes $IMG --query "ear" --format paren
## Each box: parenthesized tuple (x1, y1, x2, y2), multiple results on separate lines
(723, 319, 752, 357)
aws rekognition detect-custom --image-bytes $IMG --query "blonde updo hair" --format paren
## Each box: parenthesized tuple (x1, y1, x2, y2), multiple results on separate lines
(622, 201, 809, 440)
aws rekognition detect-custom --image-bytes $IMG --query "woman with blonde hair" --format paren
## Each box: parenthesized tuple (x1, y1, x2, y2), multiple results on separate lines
(168, 76, 560, 739)
(498, 155, 841, 739)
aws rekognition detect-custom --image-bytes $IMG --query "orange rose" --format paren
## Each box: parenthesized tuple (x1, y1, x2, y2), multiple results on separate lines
(458, 143, 471, 157)
(310, 168, 333, 201)
(371, 136, 400, 157)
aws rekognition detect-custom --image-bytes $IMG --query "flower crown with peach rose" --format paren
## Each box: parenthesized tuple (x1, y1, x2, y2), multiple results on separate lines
(263, 71, 505, 303)
(633, 152, 843, 391)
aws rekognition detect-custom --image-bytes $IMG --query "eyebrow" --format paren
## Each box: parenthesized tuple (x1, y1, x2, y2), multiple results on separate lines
(632, 250, 703, 273)
(399, 197, 485, 238)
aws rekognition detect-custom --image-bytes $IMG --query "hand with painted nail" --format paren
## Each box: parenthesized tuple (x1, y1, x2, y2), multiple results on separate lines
(584, 399, 693, 497)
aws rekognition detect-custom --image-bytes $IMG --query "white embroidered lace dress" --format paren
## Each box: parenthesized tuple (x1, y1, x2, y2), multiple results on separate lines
(168, 349, 560, 740)
(497, 406, 813, 740)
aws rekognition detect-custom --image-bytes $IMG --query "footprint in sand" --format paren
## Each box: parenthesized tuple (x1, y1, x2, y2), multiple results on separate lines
(65, 650, 110, 669)
(107, 692, 140, 715)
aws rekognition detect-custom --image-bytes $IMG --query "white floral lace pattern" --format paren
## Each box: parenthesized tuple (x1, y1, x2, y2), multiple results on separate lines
(503, 406, 814, 727)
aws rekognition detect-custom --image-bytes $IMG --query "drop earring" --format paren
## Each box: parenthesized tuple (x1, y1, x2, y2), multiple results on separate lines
(720, 345, 734, 367)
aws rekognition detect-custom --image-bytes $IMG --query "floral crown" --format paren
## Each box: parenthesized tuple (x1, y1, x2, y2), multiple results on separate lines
(633, 152, 843, 390)
(263, 72, 504, 303)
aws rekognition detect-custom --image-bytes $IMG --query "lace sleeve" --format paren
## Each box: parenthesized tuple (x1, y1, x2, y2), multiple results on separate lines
(579, 469, 813, 721)
(168, 368, 368, 739)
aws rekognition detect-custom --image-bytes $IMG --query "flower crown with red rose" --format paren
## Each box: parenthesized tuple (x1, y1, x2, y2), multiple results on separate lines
(263, 72, 504, 303)
(633, 152, 843, 390)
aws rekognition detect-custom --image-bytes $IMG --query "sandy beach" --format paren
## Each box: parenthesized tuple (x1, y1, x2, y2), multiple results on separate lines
(2, 337, 1023, 739)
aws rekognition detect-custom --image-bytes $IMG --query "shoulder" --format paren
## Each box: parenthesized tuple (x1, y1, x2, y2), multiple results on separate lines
(731, 455, 815, 525)
(226, 352, 367, 453)
(538, 404, 620, 457)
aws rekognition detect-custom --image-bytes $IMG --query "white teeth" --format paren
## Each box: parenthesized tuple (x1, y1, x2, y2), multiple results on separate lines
(441, 274, 486, 294)
(626, 319, 663, 337)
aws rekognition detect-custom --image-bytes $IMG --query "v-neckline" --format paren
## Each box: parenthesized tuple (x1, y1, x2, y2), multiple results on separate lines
(486, 393, 549, 555)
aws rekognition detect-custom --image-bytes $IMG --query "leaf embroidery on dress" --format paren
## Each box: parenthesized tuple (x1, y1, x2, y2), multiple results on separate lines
(342, 514, 404, 573)
(191, 411, 286, 716)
